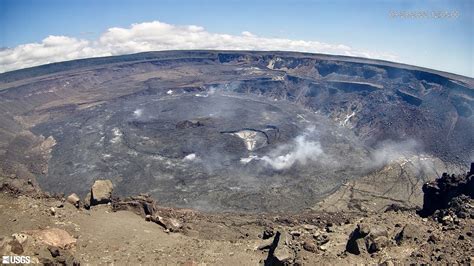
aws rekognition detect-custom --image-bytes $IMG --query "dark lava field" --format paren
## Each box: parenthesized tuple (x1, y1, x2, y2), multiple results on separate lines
(0, 51, 473, 212)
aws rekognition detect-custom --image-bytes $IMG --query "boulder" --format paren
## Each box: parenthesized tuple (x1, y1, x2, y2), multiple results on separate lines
(319, 243, 329, 251)
(346, 223, 389, 255)
(367, 236, 389, 253)
(420, 170, 473, 217)
(12, 233, 28, 245)
(263, 231, 295, 265)
(66, 193, 80, 208)
(27, 228, 76, 249)
(368, 225, 389, 238)
(84, 192, 91, 209)
(303, 240, 318, 253)
(290, 230, 301, 237)
(49, 207, 56, 216)
(9, 239, 24, 255)
(152, 215, 182, 232)
(313, 233, 329, 245)
(274, 244, 293, 262)
(257, 238, 274, 250)
(357, 223, 371, 237)
(395, 224, 421, 244)
(112, 194, 157, 217)
(262, 227, 275, 239)
(0, 237, 24, 255)
(90, 179, 113, 206)
(271, 231, 294, 264)
(350, 238, 368, 254)
(1, 231, 79, 265)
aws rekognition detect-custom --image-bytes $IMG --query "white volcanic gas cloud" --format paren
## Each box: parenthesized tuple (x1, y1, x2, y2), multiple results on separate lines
(0, 21, 398, 73)
(261, 135, 323, 170)
(133, 109, 143, 118)
(369, 139, 421, 168)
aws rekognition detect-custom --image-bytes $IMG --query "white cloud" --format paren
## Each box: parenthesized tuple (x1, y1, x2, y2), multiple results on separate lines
(0, 20, 398, 73)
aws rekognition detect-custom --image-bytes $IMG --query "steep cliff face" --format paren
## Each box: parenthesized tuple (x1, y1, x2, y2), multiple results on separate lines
(0, 51, 472, 212)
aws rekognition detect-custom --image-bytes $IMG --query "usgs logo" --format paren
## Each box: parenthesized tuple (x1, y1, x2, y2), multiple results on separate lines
(2, 256, 31, 264)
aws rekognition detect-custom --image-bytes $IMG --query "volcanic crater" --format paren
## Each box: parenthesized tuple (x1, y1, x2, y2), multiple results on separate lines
(0, 50, 472, 212)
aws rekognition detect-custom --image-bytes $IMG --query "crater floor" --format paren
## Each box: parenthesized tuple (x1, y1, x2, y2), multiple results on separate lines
(33, 92, 369, 212)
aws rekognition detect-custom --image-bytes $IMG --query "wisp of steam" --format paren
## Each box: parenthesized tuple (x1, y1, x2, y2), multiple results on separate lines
(261, 135, 323, 170)
(243, 127, 324, 170)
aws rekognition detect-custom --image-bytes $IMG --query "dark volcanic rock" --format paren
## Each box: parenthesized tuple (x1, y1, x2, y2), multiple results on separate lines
(346, 223, 389, 255)
(433, 195, 474, 222)
(176, 120, 204, 129)
(395, 224, 421, 244)
(48, 246, 60, 257)
(112, 194, 158, 217)
(420, 167, 474, 217)
(8, 239, 24, 255)
(262, 228, 275, 240)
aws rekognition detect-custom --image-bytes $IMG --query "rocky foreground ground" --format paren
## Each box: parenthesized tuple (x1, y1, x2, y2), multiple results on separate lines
(1, 165, 473, 265)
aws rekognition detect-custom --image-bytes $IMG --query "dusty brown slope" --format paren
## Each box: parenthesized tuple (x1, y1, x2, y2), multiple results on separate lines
(1, 168, 473, 265)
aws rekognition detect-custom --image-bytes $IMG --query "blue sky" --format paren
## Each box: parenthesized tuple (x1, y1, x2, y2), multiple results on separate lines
(0, 0, 472, 76)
